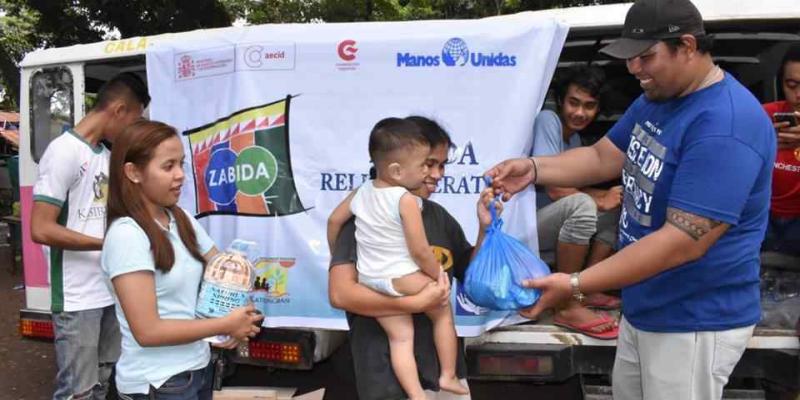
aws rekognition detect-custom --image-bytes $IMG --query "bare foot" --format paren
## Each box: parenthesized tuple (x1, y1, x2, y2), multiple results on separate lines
(439, 376, 469, 395)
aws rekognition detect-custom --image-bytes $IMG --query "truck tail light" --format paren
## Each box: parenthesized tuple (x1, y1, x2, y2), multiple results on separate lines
(244, 341, 302, 364)
(19, 311, 54, 340)
(232, 328, 314, 370)
(477, 354, 554, 376)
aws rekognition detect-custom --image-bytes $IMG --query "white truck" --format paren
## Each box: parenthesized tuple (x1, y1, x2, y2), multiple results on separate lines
(17, 2, 798, 398)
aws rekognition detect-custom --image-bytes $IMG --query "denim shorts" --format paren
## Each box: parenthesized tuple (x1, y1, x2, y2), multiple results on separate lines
(118, 362, 213, 400)
(53, 305, 121, 400)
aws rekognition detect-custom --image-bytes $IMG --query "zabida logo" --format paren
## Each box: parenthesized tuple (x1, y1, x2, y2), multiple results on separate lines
(184, 96, 307, 217)
(252, 257, 295, 303)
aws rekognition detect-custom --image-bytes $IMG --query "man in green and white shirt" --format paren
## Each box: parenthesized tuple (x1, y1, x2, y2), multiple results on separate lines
(32, 73, 149, 400)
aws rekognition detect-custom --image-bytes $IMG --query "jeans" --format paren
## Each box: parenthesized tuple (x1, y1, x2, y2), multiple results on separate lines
(53, 305, 121, 400)
(762, 215, 800, 256)
(117, 363, 213, 400)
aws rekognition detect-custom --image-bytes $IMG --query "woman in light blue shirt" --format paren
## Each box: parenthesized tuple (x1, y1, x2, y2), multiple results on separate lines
(101, 120, 263, 400)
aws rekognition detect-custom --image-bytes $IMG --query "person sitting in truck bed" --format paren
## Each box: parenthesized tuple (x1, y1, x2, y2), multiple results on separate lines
(761, 43, 800, 258)
(528, 65, 621, 340)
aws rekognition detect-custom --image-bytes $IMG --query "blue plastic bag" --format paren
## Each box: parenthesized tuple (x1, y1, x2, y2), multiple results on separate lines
(464, 183, 550, 310)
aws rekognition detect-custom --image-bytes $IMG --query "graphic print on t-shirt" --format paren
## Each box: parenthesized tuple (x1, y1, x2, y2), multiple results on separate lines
(78, 170, 108, 221)
(620, 122, 666, 242)
(432, 245, 453, 272)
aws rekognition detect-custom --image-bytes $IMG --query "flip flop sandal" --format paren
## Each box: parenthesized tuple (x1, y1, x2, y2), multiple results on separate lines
(553, 313, 619, 340)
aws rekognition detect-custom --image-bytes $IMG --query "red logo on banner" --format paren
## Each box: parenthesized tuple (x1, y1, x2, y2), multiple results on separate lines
(337, 40, 357, 61)
(177, 55, 195, 79)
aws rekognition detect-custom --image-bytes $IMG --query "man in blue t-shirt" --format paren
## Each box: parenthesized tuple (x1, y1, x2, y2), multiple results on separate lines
(486, 0, 775, 399)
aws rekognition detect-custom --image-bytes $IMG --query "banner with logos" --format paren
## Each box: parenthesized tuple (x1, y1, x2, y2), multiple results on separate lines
(147, 14, 568, 335)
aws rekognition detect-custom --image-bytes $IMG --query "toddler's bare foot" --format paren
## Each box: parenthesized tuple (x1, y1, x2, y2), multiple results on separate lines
(439, 376, 469, 395)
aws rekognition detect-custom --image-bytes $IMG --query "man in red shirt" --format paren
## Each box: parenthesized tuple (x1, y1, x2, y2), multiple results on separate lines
(763, 43, 800, 256)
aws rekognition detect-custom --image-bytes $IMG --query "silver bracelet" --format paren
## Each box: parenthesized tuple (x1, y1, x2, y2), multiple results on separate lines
(569, 272, 585, 303)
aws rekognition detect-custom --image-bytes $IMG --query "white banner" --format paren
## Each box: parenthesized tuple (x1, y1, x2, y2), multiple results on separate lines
(147, 14, 567, 335)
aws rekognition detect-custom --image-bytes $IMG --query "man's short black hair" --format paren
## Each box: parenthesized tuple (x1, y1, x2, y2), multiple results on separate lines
(405, 116, 453, 150)
(662, 34, 715, 55)
(554, 65, 606, 108)
(368, 117, 429, 166)
(94, 72, 150, 111)
(778, 43, 800, 83)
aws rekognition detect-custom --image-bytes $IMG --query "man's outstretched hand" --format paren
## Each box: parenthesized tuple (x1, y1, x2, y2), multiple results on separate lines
(518, 273, 572, 320)
(484, 158, 536, 201)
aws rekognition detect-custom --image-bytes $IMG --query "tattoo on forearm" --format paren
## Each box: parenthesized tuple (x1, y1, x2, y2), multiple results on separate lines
(666, 207, 722, 241)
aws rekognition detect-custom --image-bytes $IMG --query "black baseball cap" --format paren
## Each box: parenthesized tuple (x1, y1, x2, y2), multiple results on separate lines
(600, 0, 706, 59)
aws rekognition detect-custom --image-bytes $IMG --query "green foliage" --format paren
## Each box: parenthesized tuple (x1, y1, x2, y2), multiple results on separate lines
(0, 0, 40, 108)
(222, 0, 627, 24)
(0, 0, 232, 108)
(78, 0, 232, 38)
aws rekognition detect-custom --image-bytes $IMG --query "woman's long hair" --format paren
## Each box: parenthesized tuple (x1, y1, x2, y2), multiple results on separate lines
(106, 120, 205, 272)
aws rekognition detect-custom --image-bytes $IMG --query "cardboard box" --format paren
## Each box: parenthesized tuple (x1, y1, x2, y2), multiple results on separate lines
(213, 387, 277, 400)
(213, 387, 324, 400)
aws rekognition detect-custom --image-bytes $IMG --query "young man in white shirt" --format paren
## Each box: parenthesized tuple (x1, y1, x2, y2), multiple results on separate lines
(31, 72, 149, 400)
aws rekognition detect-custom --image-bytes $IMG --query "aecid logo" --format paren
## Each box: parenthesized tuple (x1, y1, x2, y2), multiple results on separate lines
(396, 37, 517, 68)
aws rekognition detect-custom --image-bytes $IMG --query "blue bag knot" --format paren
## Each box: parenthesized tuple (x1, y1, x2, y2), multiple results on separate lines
(483, 175, 504, 234)
(486, 199, 504, 234)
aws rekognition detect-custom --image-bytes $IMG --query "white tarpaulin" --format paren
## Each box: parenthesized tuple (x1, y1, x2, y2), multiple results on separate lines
(147, 14, 567, 335)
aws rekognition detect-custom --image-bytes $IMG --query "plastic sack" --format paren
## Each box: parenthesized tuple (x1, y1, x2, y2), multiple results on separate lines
(196, 239, 258, 342)
(464, 183, 550, 310)
(759, 268, 800, 330)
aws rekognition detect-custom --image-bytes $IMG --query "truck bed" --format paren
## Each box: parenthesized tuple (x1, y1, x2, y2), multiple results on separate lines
(469, 314, 800, 350)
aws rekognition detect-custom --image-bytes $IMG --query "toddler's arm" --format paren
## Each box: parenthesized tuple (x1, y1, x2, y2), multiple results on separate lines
(327, 191, 355, 253)
(399, 193, 440, 279)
